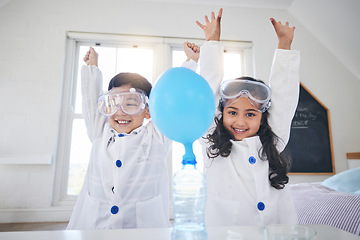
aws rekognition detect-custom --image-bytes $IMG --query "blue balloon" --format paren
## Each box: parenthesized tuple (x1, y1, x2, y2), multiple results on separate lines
(149, 67, 215, 146)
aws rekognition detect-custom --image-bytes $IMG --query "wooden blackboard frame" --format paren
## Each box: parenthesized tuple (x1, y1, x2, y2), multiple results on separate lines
(286, 82, 335, 175)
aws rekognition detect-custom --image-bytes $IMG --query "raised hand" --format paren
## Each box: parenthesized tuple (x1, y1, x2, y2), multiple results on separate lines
(196, 8, 223, 41)
(270, 18, 295, 50)
(83, 47, 98, 66)
(183, 41, 200, 62)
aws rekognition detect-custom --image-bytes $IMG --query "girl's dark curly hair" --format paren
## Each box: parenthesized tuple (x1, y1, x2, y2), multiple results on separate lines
(205, 76, 290, 189)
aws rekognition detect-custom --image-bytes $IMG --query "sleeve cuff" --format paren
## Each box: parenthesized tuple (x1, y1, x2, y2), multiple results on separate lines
(181, 59, 198, 72)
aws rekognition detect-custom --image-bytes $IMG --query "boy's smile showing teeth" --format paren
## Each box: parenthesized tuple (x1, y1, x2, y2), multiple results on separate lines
(116, 120, 131, 124)
(113, 118, 132, 129)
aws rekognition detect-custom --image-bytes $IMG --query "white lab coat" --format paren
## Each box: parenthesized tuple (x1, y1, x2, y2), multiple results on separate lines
(67, 65, 172, 230)
(197, 42, 300, 226)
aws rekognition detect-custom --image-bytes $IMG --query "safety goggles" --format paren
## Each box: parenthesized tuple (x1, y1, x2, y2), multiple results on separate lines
(219, 79, 271, 112)
(98, 88, 148, 116)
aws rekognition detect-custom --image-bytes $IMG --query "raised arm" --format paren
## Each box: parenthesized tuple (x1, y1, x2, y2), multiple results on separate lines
(267, 19, 300, 152)
(81, 47, 106, 141)
(196, 8, 224, 95)
(270, 18, 295, 50)
(181, 41, 200, 72)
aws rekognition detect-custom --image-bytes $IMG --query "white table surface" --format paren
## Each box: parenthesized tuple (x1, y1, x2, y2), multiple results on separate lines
(0, 224, 359, 240)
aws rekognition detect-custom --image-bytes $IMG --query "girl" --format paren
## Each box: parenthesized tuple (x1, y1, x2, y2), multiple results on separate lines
(186, 9, 300, 226)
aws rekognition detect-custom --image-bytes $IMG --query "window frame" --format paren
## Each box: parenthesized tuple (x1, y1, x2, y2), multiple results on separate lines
(53, 31, 253, 208)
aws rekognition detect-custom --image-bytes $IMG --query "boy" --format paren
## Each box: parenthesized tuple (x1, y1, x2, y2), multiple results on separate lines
(67, 47, 171, 229)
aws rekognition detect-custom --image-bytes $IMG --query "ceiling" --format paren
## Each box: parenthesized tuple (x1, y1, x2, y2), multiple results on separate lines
(288, 0, 360, 82)
(135, 0, 360, 81)
(1, 0, 359, 81)
(0, 0, 10, 8)
(134, 0, 295, 9)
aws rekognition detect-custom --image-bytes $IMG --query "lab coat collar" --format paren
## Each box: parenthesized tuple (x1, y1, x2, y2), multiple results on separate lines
(231, 135, 263, 156)
(230, 135, 260, 145)
(105, 124, 145, 148)
(109, 124, 144, 138)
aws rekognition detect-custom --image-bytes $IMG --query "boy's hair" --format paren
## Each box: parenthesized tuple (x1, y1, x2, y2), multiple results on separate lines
(205, 76, 290, 189)
(108, 72, 152, 97)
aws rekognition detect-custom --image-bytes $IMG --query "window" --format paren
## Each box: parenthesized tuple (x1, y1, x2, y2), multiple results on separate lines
(54, 32, 252, 206)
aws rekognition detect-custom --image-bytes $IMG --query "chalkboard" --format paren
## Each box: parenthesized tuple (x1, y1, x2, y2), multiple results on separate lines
(284, 83, 334, 174)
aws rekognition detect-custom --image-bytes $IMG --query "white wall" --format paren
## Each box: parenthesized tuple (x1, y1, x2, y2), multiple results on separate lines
(0, 0, 359, 222)
(288, 0, 360, 82)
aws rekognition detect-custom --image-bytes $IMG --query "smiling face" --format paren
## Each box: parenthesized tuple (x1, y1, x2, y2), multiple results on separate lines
(107, 85, 150, 134)
(222, 97, 262, 141)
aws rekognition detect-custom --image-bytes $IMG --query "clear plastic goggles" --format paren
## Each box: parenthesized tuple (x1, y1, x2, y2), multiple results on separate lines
(219, 79, 272, 112)
(98, 88, 148, 116)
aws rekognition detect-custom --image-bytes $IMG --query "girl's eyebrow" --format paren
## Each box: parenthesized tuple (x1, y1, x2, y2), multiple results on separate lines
(226, 106, 258, 112)
(226, 106, 238, 110)
(245, 109, 258, 112)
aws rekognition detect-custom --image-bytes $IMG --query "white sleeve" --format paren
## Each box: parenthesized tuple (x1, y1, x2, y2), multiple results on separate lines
(268, 49, 300, 152)
(181, 59, 198, 72)
(81, 65, 107, 141)
(199, 41, 224, 97)
(198, 41, 224, 147)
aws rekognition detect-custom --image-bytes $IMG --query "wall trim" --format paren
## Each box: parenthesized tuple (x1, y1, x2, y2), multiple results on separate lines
(0, 155, 53, 165)
(0, 206, 73, 223)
